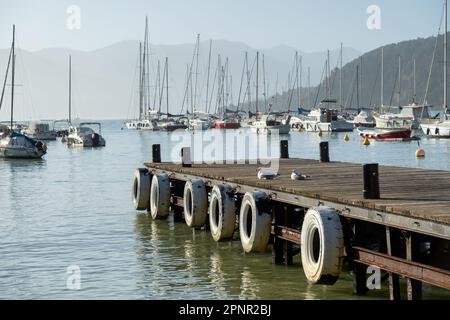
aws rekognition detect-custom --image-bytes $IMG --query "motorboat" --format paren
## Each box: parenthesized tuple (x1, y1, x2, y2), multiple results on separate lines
(67, 122, 106, 147)
(301, 108, 354, 132)
(250, 114, 291, 134)
(352, 110, 376, 128)
(23, 122, 57, 140)
(373, 103, 432, 130)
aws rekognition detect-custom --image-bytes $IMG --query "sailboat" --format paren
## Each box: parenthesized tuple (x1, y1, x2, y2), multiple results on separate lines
(125, 17, 159, 130)
(249, 52, 291, 134)
(65, 56, 106, 147)
(0, 25, 47, 159)
(421, 0, 450, 138)
(155, 57, 187, 131)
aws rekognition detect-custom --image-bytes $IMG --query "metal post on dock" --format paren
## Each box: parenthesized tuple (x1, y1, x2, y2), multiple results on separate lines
(152, 144, 161, 163)
(319, 141, 329, 162)
(280, 140, 289, 159)
(181, 147, 192, 167)
(363, 164, 380, 199)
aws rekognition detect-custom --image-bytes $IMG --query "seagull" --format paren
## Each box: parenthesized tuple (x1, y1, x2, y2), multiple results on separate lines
(291, 169, 310, 180)
(257, 168, 279, 180)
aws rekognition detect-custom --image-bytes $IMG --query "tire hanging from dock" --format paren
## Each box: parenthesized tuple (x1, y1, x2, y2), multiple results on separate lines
(132, 168, 151, 210)
(300, 206, 344, 285)
(239, 191, 271, 253)
(149, 173, 170, 219)
(183, 179, 208, 227)
(209, 184, 236, 241)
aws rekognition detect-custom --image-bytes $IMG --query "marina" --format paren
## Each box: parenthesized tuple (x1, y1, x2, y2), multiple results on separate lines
(2, 0, 450, 302)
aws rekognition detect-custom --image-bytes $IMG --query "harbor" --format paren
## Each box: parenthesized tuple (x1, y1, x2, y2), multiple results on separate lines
(1, 1, 450, 302)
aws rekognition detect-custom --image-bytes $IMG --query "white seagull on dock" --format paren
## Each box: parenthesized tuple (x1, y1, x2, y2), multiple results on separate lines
(291, 169, 310, 180)
(257, 168, 280, 180)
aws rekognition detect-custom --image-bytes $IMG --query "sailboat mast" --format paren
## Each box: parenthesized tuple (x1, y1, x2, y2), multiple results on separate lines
(398, 55, 401, 106)
(381, 47, 384, 106)
(69, 55, 72, 124)
(340, 43, 343, 110)
(256, 51, 259, 113)
(308, 66, 311, 108)
(263, 54, 267, 111)
(356, 65, 360, 110)
(205, 39, 212, 112)
(360, 55, 363, 108)
(295, 51, 299, 109)
(414, 59, 416, 101)
(166, 57, 169, 115)
(193, 34, 200, 113)
(142, 17, 149, 119)
(246, 52, 251, 112)
(139, 43, 143, 120)
(445, 0, 448, 108)
(10, 25, 15, 130)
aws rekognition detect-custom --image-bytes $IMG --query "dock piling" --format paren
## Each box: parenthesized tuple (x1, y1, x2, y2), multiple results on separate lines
(280, 140, 289, 159)
(319, 141, 329, 162)
(181, 147, 192, 167)
(152, 144, 161, 163)
(363, 164, 380, 199)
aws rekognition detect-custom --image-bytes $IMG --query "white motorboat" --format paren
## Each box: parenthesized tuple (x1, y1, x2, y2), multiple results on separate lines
(373, 103, 432, 130)
(67, 122, 106, 147)
(301, 108, 354, 132)
(250, 114, 291, 135)
(421, 117, 450, 137)
(352, 110, 376, 128)
(23, 122, 57, 140)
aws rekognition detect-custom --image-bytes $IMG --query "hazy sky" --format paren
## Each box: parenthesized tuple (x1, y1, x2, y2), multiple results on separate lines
(0, 0, 444, 53)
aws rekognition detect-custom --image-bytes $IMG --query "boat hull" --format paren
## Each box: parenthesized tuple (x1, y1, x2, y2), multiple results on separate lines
(421, 122, 450, 138)
(358, 128, 412, 141)
(214, 121, 241, 129)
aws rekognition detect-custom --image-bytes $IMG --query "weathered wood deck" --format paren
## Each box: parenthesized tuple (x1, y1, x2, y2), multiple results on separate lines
(146, 158, 450, 240)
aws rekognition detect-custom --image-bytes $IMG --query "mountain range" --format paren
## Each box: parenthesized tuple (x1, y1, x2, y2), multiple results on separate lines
(0, 39, 360, 120)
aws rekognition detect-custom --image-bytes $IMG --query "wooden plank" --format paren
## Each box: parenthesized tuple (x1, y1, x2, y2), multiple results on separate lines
(145, 159, 450, 226)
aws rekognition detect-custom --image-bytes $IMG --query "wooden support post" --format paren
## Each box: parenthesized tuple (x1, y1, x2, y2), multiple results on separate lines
(280, 140, 289, 159)
(363, 163, 380, 199)
(181, 147, 192, 167)
(172, 206, 184, 223)
(152, 144, 161, 163)
(272, 204, 284, 264)
(319, 141, 329, 162)
(353, 263, 368, 295)
(406, 233, 423, 300)
(386, 227, 401, 300)
(283, 206, 293, 265)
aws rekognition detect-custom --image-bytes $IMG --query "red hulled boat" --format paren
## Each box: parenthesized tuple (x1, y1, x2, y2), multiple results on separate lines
(357, 128, 412, 141)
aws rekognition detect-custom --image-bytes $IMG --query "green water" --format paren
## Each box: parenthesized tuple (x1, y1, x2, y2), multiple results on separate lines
(0, 121, 449, 299)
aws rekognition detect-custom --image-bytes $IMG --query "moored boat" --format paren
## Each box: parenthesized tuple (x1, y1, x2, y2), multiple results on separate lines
(357, 127, 412, 141)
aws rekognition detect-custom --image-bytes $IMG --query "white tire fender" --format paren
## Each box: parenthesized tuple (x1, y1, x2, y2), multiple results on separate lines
(132, 168, 151, 210)
(183, 179, 208, 227)
(209, 184, 236, 241)
(300, 206, 344, 285)
(149, 173, 170, 219)
(239, 191, 271, 253)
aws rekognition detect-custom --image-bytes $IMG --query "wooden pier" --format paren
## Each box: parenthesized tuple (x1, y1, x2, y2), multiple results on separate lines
(133, 143, 450, 300)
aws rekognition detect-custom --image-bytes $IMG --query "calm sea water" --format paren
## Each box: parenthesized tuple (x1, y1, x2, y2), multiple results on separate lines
(0, 120, 449, 299)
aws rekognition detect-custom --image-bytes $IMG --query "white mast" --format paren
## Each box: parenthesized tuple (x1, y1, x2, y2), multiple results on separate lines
(205, 39, 212, 112)
(11, 25, 15, 129)
(381, 47, 384, 106)
(193, 34, 200, 113)
(340, 43, 343, 110)
(445, 0, 448, 109)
